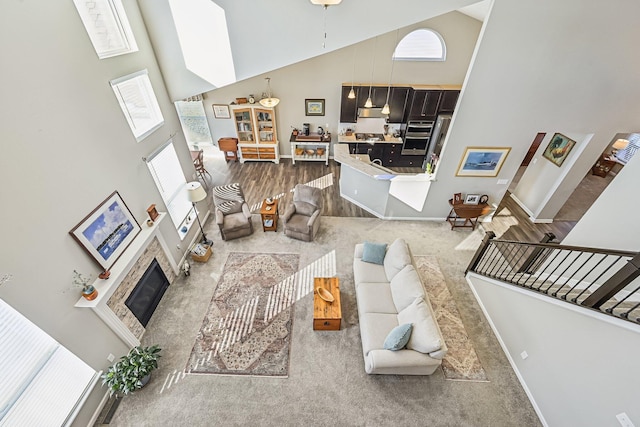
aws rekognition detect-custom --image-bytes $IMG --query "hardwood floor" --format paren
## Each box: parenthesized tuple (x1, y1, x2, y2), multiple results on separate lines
(202, 149, 374, 218)
(483, 193, 577, 243)
(199, 146, 576, 243)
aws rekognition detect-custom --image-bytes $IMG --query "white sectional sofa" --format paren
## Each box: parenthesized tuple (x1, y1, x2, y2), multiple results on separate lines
(353, 238, 447, 375)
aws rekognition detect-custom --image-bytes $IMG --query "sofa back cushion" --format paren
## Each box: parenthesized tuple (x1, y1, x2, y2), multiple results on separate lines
(383, 238, 411, 281)
(397, 297, 442, 354)
(390, 265, 425, 312)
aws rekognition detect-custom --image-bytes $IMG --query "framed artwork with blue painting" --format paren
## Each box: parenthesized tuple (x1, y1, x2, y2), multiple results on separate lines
(456, 147, 511, 177)
(70, 191, 141, 272)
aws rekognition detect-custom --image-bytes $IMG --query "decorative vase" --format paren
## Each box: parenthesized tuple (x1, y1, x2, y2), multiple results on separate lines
(82, 285, 98, 301)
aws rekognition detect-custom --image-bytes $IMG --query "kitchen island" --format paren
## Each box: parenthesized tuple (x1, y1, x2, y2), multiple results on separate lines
(334, 144, 435, 219)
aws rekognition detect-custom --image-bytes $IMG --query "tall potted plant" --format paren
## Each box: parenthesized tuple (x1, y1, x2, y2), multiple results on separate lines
(102, 345, 162, 397)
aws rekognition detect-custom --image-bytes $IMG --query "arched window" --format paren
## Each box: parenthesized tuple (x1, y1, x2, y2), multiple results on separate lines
(393, 29, 446, 61)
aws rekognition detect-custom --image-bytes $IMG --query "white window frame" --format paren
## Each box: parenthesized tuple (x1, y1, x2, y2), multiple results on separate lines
(111, 70, 164, 142)
(393, 29, 446, 62)
(145, 140, 192, 234)
(0, 299, 98, 426)
(72, 0, 138, 59)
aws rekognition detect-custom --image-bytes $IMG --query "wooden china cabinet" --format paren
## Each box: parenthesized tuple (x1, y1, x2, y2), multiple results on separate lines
(231, 105, 279, 164)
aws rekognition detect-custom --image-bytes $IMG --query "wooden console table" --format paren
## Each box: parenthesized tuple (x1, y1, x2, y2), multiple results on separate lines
(446, 199, 491, 230)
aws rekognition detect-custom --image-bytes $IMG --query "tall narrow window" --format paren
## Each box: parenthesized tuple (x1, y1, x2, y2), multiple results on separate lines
(0, 299, 98, 425)
(145, 141, 191, 232)
(73, 0, 138, 59)
(393, 29, 446, 61)
(111, 70, 164, 142)
(175, 97, 213, 148)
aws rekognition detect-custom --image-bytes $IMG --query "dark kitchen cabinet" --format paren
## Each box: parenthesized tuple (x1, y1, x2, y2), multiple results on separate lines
(382, 143, 403, 167)
(340, 86, 359, 123)
(408, 90, 441, 121)
(438, 90, 460, 114)
(357, 86, 388, 109)
(387, 87, 411, 123)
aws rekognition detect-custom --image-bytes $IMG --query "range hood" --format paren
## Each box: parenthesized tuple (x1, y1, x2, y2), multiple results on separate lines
(357, 107, 388, 119)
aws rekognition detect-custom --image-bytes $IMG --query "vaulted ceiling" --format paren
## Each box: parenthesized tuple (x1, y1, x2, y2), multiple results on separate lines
(137, 0, 487, 100)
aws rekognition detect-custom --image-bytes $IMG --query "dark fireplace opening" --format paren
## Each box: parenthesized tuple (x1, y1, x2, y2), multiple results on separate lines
(125, 258, 170, 327)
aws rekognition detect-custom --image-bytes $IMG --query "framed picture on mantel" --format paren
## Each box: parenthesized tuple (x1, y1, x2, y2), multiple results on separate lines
(305, 99, 325, 116)
(69, 191, 141, 272)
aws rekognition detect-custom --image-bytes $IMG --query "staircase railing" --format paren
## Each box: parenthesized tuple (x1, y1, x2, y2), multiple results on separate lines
(467, 232, 640, 324)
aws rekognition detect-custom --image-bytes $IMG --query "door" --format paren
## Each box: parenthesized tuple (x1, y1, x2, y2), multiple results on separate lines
(522, 132, 546, 166)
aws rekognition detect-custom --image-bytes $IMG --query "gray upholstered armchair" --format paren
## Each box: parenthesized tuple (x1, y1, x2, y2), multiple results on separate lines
(282, 184, 323, 242)
(212, 183, 253, 241)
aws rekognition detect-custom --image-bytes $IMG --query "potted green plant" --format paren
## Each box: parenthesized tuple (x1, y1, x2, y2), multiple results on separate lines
(102, 345, 162, 397)
(72, 269, 98, 300)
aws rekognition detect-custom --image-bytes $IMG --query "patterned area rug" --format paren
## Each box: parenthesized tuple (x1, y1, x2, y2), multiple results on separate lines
(186, 253, 300, 377)
(414, 256, 489, 382)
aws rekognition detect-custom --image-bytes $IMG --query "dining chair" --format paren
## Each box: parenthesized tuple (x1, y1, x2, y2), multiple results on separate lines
(193, 150, 211, 188)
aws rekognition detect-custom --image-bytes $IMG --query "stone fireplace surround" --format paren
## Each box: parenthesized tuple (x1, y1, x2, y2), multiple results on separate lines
(75, 213, 179, 347)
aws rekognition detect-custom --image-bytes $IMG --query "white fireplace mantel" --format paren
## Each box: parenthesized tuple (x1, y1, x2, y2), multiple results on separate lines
(74, 213, 178, 346)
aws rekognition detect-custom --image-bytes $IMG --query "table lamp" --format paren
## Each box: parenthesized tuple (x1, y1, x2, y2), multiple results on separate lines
(612, 138, 629, 156)
(186, 181, 212, 246)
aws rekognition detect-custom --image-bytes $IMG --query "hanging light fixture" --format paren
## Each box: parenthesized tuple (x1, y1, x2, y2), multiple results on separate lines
(364, 37, 377, 109)
(348, 45, 356, 99)
(259, 77, 279, 108)
(381, 30, 400, 116)
(310, 0, 342, 48)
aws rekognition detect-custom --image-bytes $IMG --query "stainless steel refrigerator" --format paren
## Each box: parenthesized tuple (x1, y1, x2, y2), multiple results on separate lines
(423, 114, 452, 171)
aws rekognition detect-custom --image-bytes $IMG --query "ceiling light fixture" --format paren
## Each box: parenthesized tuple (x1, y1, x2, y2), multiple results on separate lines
(310, 0, 342, 48)
(348, 45, 356, 99)
(381, 30, 400, 116)
(259, 77, 279, 108)
(365, 37, 377, 109)
(309, 0, 342, 5)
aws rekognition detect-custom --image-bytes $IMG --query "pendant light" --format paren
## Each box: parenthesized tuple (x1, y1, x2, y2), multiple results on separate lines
(381, 30, 399, 116)
(259, 77, 279, 108)
(365, 37, 377, 109)
(348, 45, 356, 99)
(310, 0, 342, 48)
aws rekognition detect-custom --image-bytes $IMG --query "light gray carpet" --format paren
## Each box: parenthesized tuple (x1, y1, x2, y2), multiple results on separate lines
(105, 215, 541, 426)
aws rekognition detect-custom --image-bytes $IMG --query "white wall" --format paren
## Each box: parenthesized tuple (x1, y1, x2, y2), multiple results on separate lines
(468, 275, 640, 427)
(137, 0, 482, 101)
(0, 1, 202, 424)
(423, 0, 640, 218)
(202, 12, 483, 156)
(562, 151, 640, 252)
(511, 132, 593, 222)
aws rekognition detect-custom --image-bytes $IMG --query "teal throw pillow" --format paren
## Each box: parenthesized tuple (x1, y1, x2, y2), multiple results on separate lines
(383, 323, 413, 351)
(362, 241, 387, 265)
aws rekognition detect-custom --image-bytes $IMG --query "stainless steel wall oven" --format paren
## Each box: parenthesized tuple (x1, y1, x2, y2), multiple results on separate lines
(402, 120, 433, 155)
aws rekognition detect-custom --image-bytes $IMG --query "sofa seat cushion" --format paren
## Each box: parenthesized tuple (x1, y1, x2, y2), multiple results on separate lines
(223, 211, 251, 231)
(354, 258, 388, 284)
(359, 312, 398, 356)
(390, 265, 426, 312)
(383, 238, 411, 281)
(356, 282, 397, 314)
(397, 297, 442, 354)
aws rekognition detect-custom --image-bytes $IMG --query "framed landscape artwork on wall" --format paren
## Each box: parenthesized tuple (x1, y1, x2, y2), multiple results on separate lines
(542, 133, 576, 167)
(456, 147, 511, 177)
(69, 191, 141, 272)
(305, 99, 325, 116)
(212, 104, 231, 119)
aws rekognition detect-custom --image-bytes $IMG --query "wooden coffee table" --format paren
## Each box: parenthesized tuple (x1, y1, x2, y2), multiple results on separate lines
(313, 277, 341, 331)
